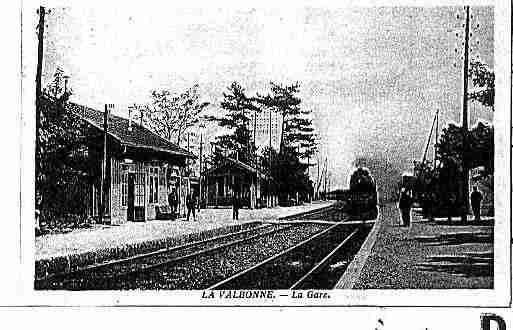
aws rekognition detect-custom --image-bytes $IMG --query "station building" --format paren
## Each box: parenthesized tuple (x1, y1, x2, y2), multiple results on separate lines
(68, 103, 196, 224)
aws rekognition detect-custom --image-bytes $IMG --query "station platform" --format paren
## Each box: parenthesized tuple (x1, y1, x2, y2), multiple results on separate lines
(35, 201, 334, 278)
(340, 204, 493, 289)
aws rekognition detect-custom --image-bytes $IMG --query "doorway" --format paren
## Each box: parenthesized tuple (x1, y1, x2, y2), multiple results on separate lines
(127, 173, 135, 221)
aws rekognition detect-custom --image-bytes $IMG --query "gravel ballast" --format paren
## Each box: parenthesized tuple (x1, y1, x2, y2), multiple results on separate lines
(116, 223, 328, 290)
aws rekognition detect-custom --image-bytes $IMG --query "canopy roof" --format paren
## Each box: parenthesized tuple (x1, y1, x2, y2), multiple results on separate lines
(68, 102, 196, 159)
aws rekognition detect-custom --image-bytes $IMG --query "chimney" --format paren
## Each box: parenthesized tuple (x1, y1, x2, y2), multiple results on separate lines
(128, 105, 133, 132)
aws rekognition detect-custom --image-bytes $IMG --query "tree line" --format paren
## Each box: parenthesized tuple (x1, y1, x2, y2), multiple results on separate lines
(205, 81, 318, 204)
(135, 80, 318, 204)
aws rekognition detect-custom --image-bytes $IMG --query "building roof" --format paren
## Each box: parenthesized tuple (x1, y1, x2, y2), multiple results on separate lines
(67, 102, 195, 159)
(203, 156, 271, 180)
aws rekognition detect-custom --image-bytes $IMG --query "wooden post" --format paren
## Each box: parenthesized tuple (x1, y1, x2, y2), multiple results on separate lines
(99, 105, 109, 223)
(35, 6, 45, 212)
(199, 129, 203, 211)
(253, 111, 257, 153)
(461, 5, 471, 223)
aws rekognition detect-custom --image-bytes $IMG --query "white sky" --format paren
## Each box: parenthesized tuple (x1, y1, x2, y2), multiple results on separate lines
(41, 6, 494, 189)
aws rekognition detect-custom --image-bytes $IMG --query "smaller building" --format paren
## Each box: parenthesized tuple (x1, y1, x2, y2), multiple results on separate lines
(203, 157, 277, 209)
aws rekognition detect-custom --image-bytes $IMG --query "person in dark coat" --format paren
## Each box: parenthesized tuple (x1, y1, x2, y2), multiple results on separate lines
(447, 193, 457, 223)
(186, 193, 197, 221)
(470, 186, 483, 221)
(168, 189, 178, 219)
(423, 191, 435, 222)
(398, 188, 412, 227)
(232, 192, 240, 220)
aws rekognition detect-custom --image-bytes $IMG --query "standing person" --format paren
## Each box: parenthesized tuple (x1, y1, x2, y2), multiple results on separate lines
(232, 191, 240, 220)
(430, 191, 438, 222)
(186, 192, 196, 221)
(168, 189, 178, 220)
(398, 188, 411, 227)
(447, 193, 457, 223)
(423, 191, 434, 222)
(470, 185, 483, 221)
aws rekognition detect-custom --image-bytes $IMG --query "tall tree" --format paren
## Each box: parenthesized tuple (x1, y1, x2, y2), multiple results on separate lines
(436, 122, 493, 173)
(142, 84, 209, 144)
(257, 82, 300, 154)
(207, 81, 260, 163)
(260, 146, 311, 202)
(257, 82, 317, 158)
(44, 67, 65, 98)
(256, 82, 318, 203)
(37, 70, 91, 223)
(468, 59, 494, 109)
(286, 109, 318, 159)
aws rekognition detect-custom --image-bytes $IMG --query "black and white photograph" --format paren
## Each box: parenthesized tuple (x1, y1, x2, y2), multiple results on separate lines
(15, 0, 511, 307)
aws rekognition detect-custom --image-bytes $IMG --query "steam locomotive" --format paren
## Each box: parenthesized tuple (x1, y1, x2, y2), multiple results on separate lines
(332, 167, 378, 220)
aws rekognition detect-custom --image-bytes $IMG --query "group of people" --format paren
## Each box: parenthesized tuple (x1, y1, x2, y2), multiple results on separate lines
(397, 185, 484, 227)
(167, 190, 198, 221)
(167, 189, 244, 221)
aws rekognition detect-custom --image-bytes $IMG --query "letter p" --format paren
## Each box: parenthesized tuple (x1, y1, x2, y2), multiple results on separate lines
(481, 313, 506, 330)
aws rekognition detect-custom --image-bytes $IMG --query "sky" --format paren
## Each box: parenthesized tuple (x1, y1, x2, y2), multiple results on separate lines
(41, 6, 494, 189)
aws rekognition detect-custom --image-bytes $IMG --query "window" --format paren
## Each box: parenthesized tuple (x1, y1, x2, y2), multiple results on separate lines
(149, 167, 159, 204)
(135, 170, 145, 207)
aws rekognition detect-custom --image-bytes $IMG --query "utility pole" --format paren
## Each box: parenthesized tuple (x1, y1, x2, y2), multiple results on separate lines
(321, 157, 327, 200)
(268, 109, 272, 150)
(268, 109, 272, 206)
(187, 132, 191, 176)
(35, 6, 45, 199)
(253, 111, 257, 156)
(315, 155, 321, 200)
(461, 5, 471, 223)
(199, 126, 204, 211)
(307, 154, 311, 202)
(100, 104, 113, 223)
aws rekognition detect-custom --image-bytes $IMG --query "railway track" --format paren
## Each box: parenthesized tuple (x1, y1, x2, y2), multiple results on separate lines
(36, 203, 363, 290)
(35, 223, 282, 289)
(279, 202, 347, 222)
(36, 222, 328, 290)
(208, 221, 372, 290)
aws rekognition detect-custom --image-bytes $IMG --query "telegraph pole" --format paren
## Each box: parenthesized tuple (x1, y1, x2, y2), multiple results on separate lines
(100, 104, 112, 223)
(322, 158, 328, 200)
(35, 6, 45, 194)
(316, 156, 320, 200)
(268, 110, 272, 207)
(461, 5, 471, 223)
(199, 126, 204, 211)
(253, 111, 257, 155)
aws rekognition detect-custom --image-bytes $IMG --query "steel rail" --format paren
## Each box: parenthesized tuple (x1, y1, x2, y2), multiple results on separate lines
(288, 228, 359, 290)
(36, 223, 274, 282)
(96, 224, 297, 281)
(40, 204, 341, 283)
(38, 205, 343, 289)
(207, 221, 345, 290)
(278, 203, 342, 221)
